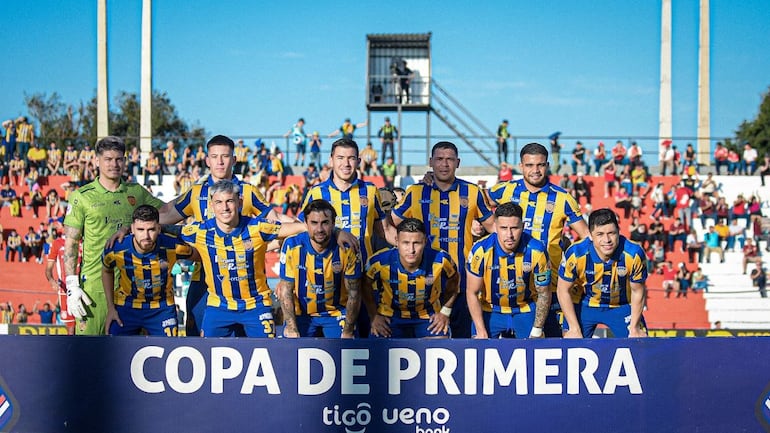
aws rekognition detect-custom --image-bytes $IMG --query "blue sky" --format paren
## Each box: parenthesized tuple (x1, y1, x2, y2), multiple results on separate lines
(2, 0, 769, 165)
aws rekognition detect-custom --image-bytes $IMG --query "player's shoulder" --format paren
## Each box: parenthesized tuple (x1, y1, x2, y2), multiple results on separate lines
(567, 237, 592, 256)
(282, 231, 307, 249)
(368, 246, 394, 264)
(544, 181, 570, 195)
(522, 233, 548, 253)
(621, 236, 645, 256)
(472, 233, 496, 251)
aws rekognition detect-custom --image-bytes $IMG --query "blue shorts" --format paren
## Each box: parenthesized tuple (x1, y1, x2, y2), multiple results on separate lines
(109, 304, 177, 337)
(579, 303, 646, 338)
(296, 315, 346, 338)
(371, 316, 447, 339)
(471, 308, 536, 339)
(202, 305, 275, 338)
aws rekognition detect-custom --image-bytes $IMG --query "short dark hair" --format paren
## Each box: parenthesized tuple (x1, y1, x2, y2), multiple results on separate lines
(133, 204, 160, 223)
(331, 138, 359, 157)
(303, 199, 337, 221)
(431, 141, 459, 158)
(95, 136, 126, 155)
(397, 217, 426, 235)
(588, 208, 619, 232)
(495, 202, 523, 219)
(207, 134, 235, 151)
(520, 142, 549, 160)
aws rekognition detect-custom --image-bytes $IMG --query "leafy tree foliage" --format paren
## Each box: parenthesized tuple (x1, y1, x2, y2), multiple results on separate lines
(736, 86, 770, 154)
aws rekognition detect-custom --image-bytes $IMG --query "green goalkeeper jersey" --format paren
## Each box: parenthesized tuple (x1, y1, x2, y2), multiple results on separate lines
(63, 178, 163, 278)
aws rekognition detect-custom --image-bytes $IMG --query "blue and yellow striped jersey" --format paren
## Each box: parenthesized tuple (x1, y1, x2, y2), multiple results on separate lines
(299, 176, 385, 261)
(558, 236, 647, 308)
(391, 178, 493, 284)
(180, 216, 280, 310)
(173, 174, 271, 221)
(365, 247, 457, 320)
(279, 232, 361, 317)
(466, 232, 551, 314)
(102, 233, 194, 309)
(488, 179, 582, 272)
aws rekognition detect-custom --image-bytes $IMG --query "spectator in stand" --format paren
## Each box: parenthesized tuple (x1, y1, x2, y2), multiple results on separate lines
(8, 153, 25, 186)
(381, 156, 397, 190)
(163, 140, 179, 175)
(614, 185, 633, 219)
(648, 182, 666, 219)
(308, 132, 322, 168)
(628, 141, 642, 167)
(377, 117, 398, 164)
(0, 302, 15, 324)
(749, 195, 763, 227)
(602, 160, 617, 198)
(662, 261, 677, 298)
(329, 118, 367, 140)
(714, 142, 729, 175)
(648, 216, 666, 245)
(660, 141, 675, 175)
(194, 144, 206, 171)
(303, 162, 320, 189)
(559, 173, 575, 197)
(715, 196, 730, 223)
(630, 218, 649, 249)
(496, 120, 510, 165)
(700, 172, 718, 197)
(686, 228, 704, 264)
(676, 262, 691, 298)
(1, 182, 18, 214)
(671, 145, 682, 175)
(751, 261, 767, 298)
(28, 184, 45, 218)
(181, 146, 194, 172)
(592, 142, 607, 176)
(668, 218, 687, 252)
(742, 237, 761, 275)
(741, 142, 758, 175)
(498, 162, 513, 182)
(731, 194, 749, 226)
(692, 267, 709, 292)
(703, 225, 725, 264)
(618, 166, 633, 195)
(47, 142, 63, 176)
(1, 120, 15, 163)
(284, 119, 307, 167)
(143, 151, 162, 187)
(45, 189, 63, 219)
(674, 181, 693, 229)
(27, 142, 47, 174)
(571, 141, 586, 175)
(727, 146, 741, 175)
(759, 155, 770, 186)
(5, 229, 22, 262)
(726, 218, 746, 252)
(714, 219, 730, 248)
(682, 143, 697, 175)
(79, 143, 96, 180)
(573, 172, 591, 205)
(22, 226, 42, 263)
(549, 132, 562, 175)
(25, 166, 40, 192)
(15, 304, 31, 324)
(34, 301, 56, 324)
(630, 164, 648, 195)
(15, 117, 35, 163)
(611, 140, 628, 168)
(360, 142, 379, 176)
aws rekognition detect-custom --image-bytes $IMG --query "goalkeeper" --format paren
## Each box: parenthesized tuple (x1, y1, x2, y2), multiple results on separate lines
(63, 136, 163, 335)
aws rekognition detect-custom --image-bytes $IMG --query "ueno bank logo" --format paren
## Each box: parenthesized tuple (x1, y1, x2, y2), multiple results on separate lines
(323, 402, 451, 433)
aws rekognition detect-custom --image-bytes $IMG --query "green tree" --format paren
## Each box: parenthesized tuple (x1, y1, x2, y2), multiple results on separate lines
(736, 86, 770, 155)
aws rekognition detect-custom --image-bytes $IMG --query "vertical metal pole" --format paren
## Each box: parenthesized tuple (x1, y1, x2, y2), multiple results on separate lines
(96, 0, 109, 139)
(397, 103, 403, 168)
(140, 0, 153, 156)
(659, 0, 672, 154)
(697, 0, 711, 166)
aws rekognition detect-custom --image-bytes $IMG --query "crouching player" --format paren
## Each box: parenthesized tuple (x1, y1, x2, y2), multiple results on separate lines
(363, 218, 459, 338)
(557, 208, 648, 338)
(466, 202, 552, 339)
(277, 199, 362, 338)
(102, 205, 197, 336)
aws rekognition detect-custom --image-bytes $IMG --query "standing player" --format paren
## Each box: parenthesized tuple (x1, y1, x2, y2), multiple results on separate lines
(487, 142, 589, 337)
(102, 205, 197, 336)
(277, 199, 361, 338)
(557, 208, 648, 338)
(179, 180, 311, 337)
(63, 136, 164, 335)
(466, 203, 551, 339)
(363, 218, 459, 338)
(299, 138, 387, 336)
(391, 141, 494, 337)
(44, 223, 76, 334)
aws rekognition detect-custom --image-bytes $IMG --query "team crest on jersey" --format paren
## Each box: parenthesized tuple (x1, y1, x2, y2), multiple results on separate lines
(181, 225, 196, 236)
(459, 198, 469, 208)
(360, 200, 368, 208)
(242, 239, 253, 251)
(545, 201, 555, 213)
(159, 259, 169, 270)
(425, 274, 435, 286)
(332, 261, 342, 273)
(0, 376, 20, 431)
(617, 266, 628, 277)
(522, 262, 532, 273)
(127, 196, 137, 206)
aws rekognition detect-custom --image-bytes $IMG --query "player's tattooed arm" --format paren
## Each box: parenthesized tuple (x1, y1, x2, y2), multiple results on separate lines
(533, 284, 551, 329)
(343, 279, 362, 336)
(63, 225, 82, 277)
(276, 279, 299, 338)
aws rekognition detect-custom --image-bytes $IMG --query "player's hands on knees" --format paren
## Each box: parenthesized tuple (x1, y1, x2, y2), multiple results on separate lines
(341, 330, 355, 339)
(106, 226, 131, 249)
(370, 314, 391, 337)
(563, 327, 583, 339)
(283, 327, 300, 338)
(104, 307, 122, 334)
(428, 313, 449, 335)
(628, 325, 648, 338)
(472, 328, 489, 339)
